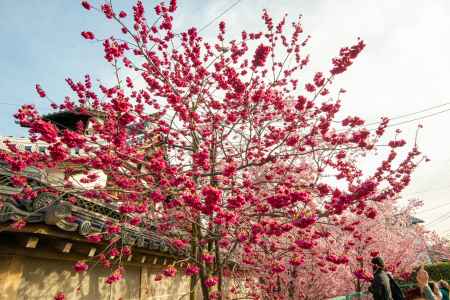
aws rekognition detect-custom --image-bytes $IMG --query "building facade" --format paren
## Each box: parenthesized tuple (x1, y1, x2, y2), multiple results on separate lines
(0, 110, 198, 300)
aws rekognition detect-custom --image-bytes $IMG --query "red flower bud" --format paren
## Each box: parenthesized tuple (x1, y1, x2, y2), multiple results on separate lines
(81, 31, 95, 40)
(81, 1, 91, 10)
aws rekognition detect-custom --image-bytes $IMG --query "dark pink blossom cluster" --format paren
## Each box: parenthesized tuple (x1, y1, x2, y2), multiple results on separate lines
(163, 265, 177, 277)
(252, 44, 271, 68)
(330, 40, 366, 75)
(81, 31, 95, 40)
(74, 261, 89, 272)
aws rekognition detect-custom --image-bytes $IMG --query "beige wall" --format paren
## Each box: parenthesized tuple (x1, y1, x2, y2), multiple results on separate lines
(0, 256, 24, 300)
(143, 266, 193, 300)
(0, 255, 198, 300)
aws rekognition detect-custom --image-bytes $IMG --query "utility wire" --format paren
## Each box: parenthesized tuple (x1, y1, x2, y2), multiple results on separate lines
(335, 104, 450, 133)
(403, 184, 450, 199)
(375, 108, 450, 130)
(0, 101, 47, 107)
(363, 102, 450, 127)
(198, 0, 243, 33)
(173, 0, 243, 52)
(425, 210, 450, 227)
(416, 201, 450, 214)
(5, 97, 445, 127)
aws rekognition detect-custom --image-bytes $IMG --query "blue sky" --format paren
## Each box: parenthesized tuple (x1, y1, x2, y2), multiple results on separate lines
(0, 0, 209, 136)
(1, 0, 450, 234)
(0, 1, 107, 136)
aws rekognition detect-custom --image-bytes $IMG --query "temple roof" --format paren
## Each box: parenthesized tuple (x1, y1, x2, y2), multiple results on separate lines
(19, 107, 105, 132)
(0, 167, 181, 257)
(42, 110, 92, 131)
(1, 107, 178, 258)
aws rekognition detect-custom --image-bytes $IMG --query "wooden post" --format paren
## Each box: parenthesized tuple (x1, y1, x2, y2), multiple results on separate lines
(140, 265, 149, 300)
(88, 247, 96, 257)
(24, 237, 39, 249)
(62, 242, 72, 253)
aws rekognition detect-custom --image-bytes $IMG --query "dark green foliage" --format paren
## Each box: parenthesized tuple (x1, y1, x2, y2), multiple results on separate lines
(425, 262, 450, 282)
(401, 262, 450, 287)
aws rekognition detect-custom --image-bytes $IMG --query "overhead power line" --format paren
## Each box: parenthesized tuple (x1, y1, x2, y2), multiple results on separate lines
(173, 0, 243, 52)
(416, 201, 450, 214)
(0, 101, 47, 107)
(2, 98, 449, 133)
(403, 184, 450, 199)
(335, 103, 450, 133)
(364, 102, 450, 127)
(425, 210, 450, 227)
(376, 108, 450, 130)
(0, 101, 33, 107)
(198, 0, 243, 33)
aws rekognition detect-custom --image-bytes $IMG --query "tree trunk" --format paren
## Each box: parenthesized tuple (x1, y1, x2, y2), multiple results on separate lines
(199, 272, 210, 300)
(214, 238, 223, 300)
(190, 223, 198, 300)
(190, 276, 197, 300)
(356, 279, 362, 299)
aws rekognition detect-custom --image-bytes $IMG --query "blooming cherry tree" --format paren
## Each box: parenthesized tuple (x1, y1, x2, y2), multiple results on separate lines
(238, 200, 429, 300)
(0, 1, 426, 299)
